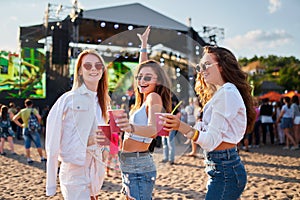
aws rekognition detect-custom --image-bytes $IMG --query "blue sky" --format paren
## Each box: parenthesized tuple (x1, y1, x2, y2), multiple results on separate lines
(0, 0, 299, 59)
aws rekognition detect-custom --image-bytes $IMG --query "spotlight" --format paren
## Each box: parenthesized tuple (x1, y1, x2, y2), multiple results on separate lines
(97, 38, 102, 43)
(128, 25, 133, 30)
(114, 24, 119, 29)
(128, 42, 133, 46)
(100, 22, 106, 27)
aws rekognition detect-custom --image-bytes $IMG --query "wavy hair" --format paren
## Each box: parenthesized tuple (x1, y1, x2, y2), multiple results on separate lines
(72, 49, 110, 121)
(201, 46, 256, 133)
(194, 74, 216, 107)
(130, 60, 172, 115)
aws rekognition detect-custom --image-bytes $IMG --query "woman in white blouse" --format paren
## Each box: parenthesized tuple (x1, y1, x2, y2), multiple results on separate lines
(45, 49, 110, 200)
(161, 46, 256, 200)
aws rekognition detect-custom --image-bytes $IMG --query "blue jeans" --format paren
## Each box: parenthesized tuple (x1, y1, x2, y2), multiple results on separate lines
(23, 128, 42, 149)
(162, 130, 177, 162)
(119, 152, 156, 200)
(204, 147, 247, 200)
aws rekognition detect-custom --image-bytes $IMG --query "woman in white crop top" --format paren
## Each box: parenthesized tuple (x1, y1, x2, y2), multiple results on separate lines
(161, 46, 256, 200)
(115, 26, 172, 200)
(45, 49, 110, 200)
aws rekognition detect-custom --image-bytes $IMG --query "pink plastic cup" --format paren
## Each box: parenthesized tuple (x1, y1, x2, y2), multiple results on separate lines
(97, 124, 111, 146)
(155, 113, 171, 136)
(108, 109, 125, 133)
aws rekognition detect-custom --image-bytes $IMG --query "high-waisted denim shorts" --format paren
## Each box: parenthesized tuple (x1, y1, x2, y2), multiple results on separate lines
(203, 147, 247, 200)
(119, 151, 156, 200)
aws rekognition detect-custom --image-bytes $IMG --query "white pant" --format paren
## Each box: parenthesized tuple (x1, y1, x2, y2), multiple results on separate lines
(59, 145, 105, 200)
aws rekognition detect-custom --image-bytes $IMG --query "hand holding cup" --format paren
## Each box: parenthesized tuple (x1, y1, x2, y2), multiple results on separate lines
(96, 125, 111, 146)
(115, 112, 132, 133)
(158, 114, 181, 132)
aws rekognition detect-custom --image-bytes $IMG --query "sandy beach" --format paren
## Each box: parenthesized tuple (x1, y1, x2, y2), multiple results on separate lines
(0, 135, 299, 200)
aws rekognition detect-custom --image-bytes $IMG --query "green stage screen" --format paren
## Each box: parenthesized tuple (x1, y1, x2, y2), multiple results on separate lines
(0, 48, 46, 99)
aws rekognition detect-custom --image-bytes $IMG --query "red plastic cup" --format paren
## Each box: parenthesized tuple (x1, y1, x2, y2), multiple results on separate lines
(108, 109, 125, 133)
(155, 113, 171, 136)
(97, 124, 111, 146)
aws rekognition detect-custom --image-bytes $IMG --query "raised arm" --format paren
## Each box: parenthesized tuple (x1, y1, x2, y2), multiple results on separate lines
(137, 26, 151, 63)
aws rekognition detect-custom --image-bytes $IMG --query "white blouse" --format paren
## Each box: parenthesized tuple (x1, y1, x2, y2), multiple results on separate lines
(195, 83, 247, 152)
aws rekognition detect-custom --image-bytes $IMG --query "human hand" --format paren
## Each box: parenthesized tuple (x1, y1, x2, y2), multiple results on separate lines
(137, 25, 151, 46)
(95, 128, 109, 146)
(159, 114, 181, 131)
(115, 113, 132, 132)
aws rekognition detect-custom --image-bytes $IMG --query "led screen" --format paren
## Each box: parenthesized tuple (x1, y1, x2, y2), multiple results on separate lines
(0, 48, 46, 99)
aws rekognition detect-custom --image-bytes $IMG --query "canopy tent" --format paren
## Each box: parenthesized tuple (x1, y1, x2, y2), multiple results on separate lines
(282, 91, 300, 98)
(259, 91, 282, 102)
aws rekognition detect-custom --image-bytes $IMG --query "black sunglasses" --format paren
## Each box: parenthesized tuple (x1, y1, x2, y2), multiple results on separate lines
(135, 75, 157, 82)
(82, 62, 104, 70)
(196, 62, 218, 72)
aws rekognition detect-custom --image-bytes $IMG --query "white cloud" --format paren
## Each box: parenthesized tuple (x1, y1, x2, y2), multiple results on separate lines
(223, 29, 293, 57)
(268, 0, 281, 14)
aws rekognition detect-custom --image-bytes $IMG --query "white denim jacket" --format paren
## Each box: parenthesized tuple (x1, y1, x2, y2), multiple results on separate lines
(45, 84, 102, 196)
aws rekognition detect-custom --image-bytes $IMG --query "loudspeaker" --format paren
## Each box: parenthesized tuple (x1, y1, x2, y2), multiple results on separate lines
(52, 29, 69, 65)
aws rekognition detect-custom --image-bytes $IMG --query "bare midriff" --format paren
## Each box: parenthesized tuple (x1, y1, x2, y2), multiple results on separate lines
(122, 138, 150, 152)
(214, 141, 236, 151)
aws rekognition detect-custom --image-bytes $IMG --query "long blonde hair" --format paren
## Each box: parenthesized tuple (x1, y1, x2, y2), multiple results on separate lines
(72, 49, 110, 121)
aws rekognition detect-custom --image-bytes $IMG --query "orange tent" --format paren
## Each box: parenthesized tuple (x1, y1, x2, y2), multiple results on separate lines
(259, 91, 282, 102)
(282, 91, 300, 98)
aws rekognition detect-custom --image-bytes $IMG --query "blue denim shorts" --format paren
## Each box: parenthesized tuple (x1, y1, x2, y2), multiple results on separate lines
(119, 151, 156, 200)
(280, 117, 293, 129)
(23, 128, 42, 149)
(204, 147, 247, 200)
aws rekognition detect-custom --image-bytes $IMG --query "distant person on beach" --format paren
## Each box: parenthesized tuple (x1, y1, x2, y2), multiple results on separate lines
(277, 96, 299, 150)
(291, 95, 300, 146)
(0, 105, 16, 155)
(260, 98, 275, 145)
(161, 94, 180, 165)
(12, 99, 46, 163)
(161, 46, 256, 200)
(45, 49, 110, 200)
(114, 26, 172, 199)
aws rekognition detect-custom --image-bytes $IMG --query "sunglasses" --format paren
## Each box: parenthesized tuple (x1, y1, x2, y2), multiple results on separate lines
(135, 75, 157, 82)
(196, 62, 218, 72)
(82, 62, 104, 71)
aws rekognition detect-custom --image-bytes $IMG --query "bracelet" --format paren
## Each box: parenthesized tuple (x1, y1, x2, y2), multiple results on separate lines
(130, 124, 135, 133)
(139, 48, 147, 53)
(192, 129, 199, 142)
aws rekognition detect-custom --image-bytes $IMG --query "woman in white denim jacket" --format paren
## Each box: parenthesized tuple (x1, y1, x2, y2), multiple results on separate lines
(46, 49, 110, 200)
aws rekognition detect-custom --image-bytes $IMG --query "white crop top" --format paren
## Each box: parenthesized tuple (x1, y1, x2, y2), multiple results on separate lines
(124, 104, 153, 144)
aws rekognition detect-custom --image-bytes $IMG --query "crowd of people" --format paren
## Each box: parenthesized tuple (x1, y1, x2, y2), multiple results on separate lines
(0, 100, 49, 161)
(239, 96, 300, 152)
(1, 26, 299, 200)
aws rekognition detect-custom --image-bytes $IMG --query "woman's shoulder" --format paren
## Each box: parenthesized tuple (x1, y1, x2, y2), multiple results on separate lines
(145, 92, 162, 106)
(146, 92, 162, 101)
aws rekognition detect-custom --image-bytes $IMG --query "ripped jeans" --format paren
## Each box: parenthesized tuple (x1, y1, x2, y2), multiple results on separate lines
(204, 147, 247, 200)
(119, 151, 156, 200)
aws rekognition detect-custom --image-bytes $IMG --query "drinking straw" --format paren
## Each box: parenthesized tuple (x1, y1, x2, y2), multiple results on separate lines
(171, 101, 182, 114)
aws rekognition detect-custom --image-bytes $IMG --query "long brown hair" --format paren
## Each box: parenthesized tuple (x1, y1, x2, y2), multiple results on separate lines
(202, 46, 256, 133)
(130, 60, 172, 114)
(72, 49, 110, 121)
